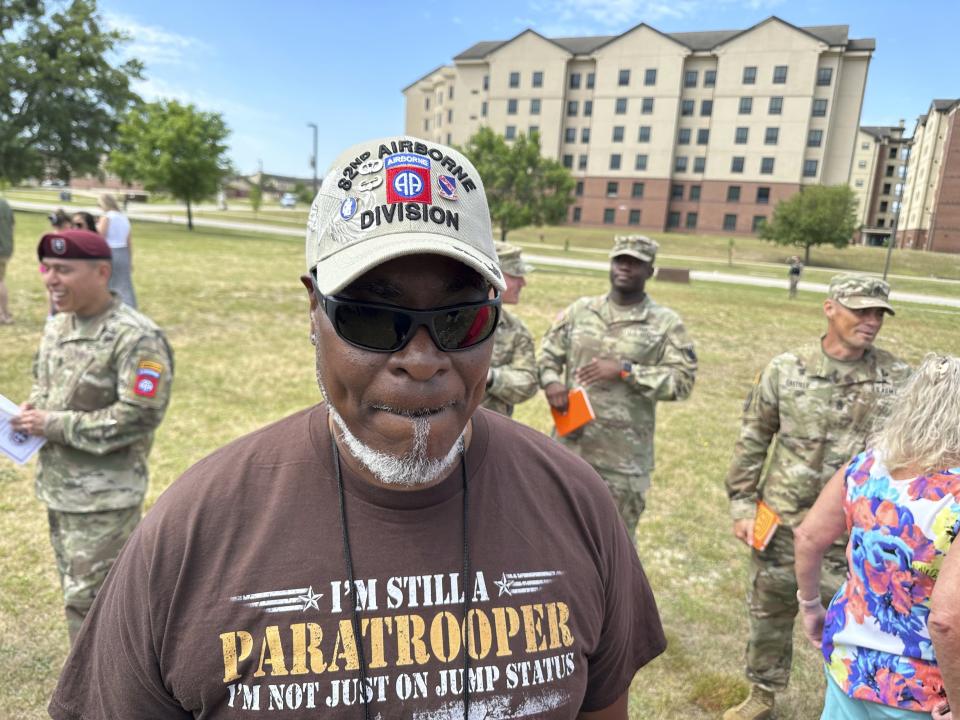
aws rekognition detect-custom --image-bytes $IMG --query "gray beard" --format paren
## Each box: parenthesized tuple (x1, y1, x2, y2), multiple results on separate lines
(319, 374, 463, 487)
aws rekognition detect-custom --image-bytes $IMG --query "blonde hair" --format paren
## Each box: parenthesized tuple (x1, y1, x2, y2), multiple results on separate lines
(873, 354, 960, 474)
(98, 193, 120, 212)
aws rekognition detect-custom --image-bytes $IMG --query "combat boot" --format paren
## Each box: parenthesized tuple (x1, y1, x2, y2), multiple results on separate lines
(722, 684, 775, 720)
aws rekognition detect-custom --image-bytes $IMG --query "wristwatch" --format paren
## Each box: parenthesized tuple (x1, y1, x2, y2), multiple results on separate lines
(619, 360, 633, 380)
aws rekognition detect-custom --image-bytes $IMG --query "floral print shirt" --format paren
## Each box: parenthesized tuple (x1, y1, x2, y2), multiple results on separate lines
(823, 449, 960, 711)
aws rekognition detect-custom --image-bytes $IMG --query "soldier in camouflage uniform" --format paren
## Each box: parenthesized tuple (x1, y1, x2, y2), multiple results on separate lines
(481, 242, 537, 417)
(722, 274, 911, 720)
(539, 235, 697, 536)
(12, 230, 173, 643)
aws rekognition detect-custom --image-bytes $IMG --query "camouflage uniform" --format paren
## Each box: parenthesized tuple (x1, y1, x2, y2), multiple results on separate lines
(539, 237, 697, 535)
(725, 275, 910, 695)
(29, 295, 174, 641)
(482, 242, 537, 417)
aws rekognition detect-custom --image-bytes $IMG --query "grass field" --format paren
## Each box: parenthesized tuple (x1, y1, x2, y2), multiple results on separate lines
(0, 211, 958, 719)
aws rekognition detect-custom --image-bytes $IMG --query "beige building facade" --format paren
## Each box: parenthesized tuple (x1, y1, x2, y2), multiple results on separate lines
(897, 99, 960, 253)
(404, 17, 874, 235)
(849, 124, 908, 246)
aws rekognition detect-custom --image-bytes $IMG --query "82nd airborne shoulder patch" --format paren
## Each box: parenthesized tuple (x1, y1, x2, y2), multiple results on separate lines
(133, 360, 164, 398)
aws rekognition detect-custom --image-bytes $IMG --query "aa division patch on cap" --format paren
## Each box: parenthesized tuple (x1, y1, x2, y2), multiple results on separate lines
(133, 360, 164, 398)
(385, 153, 431, 204)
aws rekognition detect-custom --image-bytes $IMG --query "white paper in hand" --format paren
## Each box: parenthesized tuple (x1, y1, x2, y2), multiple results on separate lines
(0, 393, 46, 465)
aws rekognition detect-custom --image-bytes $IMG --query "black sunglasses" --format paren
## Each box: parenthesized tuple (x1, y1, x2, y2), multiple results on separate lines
(313, 279, 501, 353)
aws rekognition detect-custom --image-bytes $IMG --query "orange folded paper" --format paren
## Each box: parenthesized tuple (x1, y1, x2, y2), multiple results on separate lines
(752, 500, 781, 551)
(551, 387, 596, 437)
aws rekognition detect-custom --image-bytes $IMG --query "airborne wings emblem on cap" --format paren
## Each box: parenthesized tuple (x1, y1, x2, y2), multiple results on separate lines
(52, 238, 66, 255)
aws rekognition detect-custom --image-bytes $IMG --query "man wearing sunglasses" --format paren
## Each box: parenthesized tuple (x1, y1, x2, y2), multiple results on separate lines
(51, 136, 665, 720)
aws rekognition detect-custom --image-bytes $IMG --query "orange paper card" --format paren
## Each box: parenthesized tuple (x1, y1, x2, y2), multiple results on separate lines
(551, 388, 596, 437)
(752, 500, 781, 551)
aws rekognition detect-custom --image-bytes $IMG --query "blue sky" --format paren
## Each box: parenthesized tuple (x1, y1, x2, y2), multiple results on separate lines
(100, 0, 959, 178)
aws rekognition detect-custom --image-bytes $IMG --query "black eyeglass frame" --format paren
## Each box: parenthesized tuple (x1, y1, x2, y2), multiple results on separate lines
(309, 273, 501, 353)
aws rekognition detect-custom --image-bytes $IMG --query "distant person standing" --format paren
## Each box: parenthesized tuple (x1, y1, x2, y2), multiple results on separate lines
(787, 256, 803, 299)
(97, 193, 137, 308)
(0, 195, 13, 324)
(481, 242, 538, 417)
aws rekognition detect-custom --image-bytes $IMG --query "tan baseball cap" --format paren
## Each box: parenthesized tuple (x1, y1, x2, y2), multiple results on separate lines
(305, 136, 504, 296)
(828, 273, 895, 315)
(495, 241, 534, 277)
(609, 234, 658, 263)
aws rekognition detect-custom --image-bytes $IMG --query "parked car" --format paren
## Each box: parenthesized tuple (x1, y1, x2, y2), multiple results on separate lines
(280, 192, 297, 208)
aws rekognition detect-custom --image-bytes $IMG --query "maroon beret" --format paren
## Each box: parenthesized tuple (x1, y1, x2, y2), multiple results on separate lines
(38, 230, 112, 261)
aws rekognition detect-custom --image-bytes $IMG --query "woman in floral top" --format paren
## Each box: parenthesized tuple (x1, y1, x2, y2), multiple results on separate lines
(795, 354, 959, 720)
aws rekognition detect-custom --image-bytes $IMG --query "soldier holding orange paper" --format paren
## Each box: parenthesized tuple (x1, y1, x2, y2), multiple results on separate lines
(722, 274, 911, 720)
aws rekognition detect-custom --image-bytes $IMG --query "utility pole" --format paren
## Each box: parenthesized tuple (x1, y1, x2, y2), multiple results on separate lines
(883, 140, 912, 281)
(307, 123, 318, 195)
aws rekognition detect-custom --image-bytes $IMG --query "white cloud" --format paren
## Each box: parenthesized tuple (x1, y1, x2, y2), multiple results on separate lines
(103, 12, 210, 67)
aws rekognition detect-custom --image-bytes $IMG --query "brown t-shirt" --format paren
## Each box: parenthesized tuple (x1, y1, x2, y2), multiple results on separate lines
(50, 405, 665, 719)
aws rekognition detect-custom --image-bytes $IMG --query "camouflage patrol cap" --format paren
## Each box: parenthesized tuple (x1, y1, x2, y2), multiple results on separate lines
(828, 273, 895, 315)
(305, 135, 505, 296)
(495, 241, 534, 277)
(610, 235, 658, 263)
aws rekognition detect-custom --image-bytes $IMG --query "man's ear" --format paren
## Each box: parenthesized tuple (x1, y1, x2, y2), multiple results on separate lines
(823, 298, 835, 320)
(300, 275, 319, 311)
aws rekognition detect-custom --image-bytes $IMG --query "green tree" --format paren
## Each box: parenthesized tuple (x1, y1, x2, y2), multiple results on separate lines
(459, 128, 575, 242)
(293, 181, 314, 205)
(0, 0, 143, 184)
(109, 100, 230, 230)
(249, 182, 262, 216)
(760, 185, 859, 264)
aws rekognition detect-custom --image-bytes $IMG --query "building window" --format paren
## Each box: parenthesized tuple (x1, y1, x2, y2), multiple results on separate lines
(769, 96, 783, 115)
(735, 127, 748, 144)
(752, 215, 766, 232)
(671, 183, 684, 200)
(742, 66, 757, 84)
(727, 186, 741, 202)
(629, 209, 641, 225)
(644, 68, 656, 86)
(610, 154, 622, 170)
(889, 147, 898, 159)
(757, 187, 770, 204)
(572, 207, 582, 222)
(447, 133, 451, 144)
(562, 154, 573, 168)
(879, 200, 889, 212)
(613, 126, 625, 142)
(731, 156, 745, 173)
(607, 181, 619, 197)
(505, 126, 517, 140)
(635, 154, 648, 171)
(675, 156, 688, 172)
(481, 101, 487, 117)
(885, 165, 895, 177)
(882, 183, 892, 194)
(684, 70, 698, 88)
(448, 86, 454, 100)
(858, 159, 867, 169)
(507, 99, 518, 115)
(584, 100, 593, 117)
(447, 109, 453, 122)
(862, 141, 871, 150)
(803, 159, 818, 177)
(618, 69, 630, 86)
(567, 100, 578, 116)
(565, 127, 576, 143)
(773, 65, 788, 84)
(424, 119, 430, 131)
(686, 212, 698, 229)
(877, 218, 885, 228)
(581, 127, 591, 143)
(808, 129, 823, 147)
(632, 182, 645, 198)
(641, 97, 654, 114)
(693, 157, 706, 173)
(603, 208, 615, 224)
(483, 75, 489, 91)
(701, 99, 713, 117)
(578, 154, 587, 170)
(704, 69, 717, 87)
(425, 97, 431, 110)
(532, 71, 543, 88)
(667, 211, 681, 228)
(530, 99, 541, 115)
(575, 181, 584, 196)
(509, 71, 520, 88)
(854, 179, 864, 187)
(587, 72, 595, 89)
(817, 67, 833, 86)
(681, 99, 695, 116)
(569, 72, 581, 89)
(765, 127, 779, 145)
(812, 99, 828, 117)
(528, 125, 539, 137)
(723, 214, 737, 231)
(760, 157, 775, 174)
(678, 128, 691, 145)
(615, 98, 628, 114)
(739, 97, 753, 114)
(697, 128, 710, 145)
(638, 125, 651, 142)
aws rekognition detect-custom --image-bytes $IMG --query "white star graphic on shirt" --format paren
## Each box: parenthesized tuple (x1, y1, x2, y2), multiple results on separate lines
(297, 586, 323, 611)
(494, 572, 514, 596)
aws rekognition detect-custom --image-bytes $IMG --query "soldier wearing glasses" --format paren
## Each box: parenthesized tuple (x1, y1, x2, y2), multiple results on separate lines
(51, 136, 665, 720)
